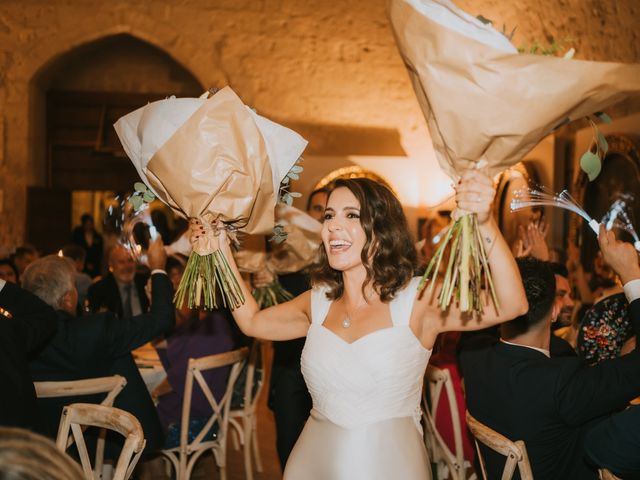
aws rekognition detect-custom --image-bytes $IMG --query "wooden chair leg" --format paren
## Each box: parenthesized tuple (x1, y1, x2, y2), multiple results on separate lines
(243, 418, 254, 480)
(251, 416, 263, 472)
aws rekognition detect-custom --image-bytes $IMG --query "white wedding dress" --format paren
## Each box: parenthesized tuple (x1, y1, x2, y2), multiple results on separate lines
(283, 277, 432, 480)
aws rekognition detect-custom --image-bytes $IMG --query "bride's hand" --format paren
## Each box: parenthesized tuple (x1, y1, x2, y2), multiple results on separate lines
(189, 218, 230, 253)
(454, 170, 496, 224)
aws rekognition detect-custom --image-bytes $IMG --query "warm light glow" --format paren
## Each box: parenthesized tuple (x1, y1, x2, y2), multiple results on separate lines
(57, 250, 64, 257)
(347, 155, 454, 208)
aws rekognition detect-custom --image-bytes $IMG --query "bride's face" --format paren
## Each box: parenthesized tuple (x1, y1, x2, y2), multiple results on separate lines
(321, 187, 367, 272)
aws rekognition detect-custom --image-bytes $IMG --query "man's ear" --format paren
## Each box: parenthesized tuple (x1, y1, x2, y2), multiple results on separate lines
(550, 302, 560, 323)
(60, 291, 75, 312)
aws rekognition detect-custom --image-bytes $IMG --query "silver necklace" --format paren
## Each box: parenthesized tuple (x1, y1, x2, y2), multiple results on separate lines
(342, 299, 368, 329)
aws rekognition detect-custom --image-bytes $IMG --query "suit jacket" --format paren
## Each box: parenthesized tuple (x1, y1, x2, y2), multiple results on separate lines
(585, 405, 640, 479)
(30, 273, 175, 453)
(459, 298, 640, 480)
(87, 272, 149, 318)
(0, 282, 57, 432)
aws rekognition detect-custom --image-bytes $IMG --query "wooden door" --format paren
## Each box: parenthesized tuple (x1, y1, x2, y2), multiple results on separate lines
(26, 187, 71, 255)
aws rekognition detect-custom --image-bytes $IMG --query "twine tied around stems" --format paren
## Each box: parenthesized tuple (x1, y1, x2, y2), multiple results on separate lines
(189, 217, 238, 255)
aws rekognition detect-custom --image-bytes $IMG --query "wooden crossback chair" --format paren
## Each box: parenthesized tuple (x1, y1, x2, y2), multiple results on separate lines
(35, 375, 127, 477)
(229, 339, 267, 480)
(466, 411, 534, 480)
(56, 403, 145, 480)
(422, 365, 473, 480)
(161, 347, 249, 480)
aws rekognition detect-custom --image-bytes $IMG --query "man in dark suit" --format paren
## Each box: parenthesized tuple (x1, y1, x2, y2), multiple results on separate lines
(24, 239, 174, 454)
(0, 279, 57, 432)
(585, 405, 640, 478)
(87, 244, 149, 318)
(460, 226, 640, 480)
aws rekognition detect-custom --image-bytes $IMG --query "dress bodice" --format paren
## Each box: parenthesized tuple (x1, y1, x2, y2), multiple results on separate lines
(301, 277, 431, 430)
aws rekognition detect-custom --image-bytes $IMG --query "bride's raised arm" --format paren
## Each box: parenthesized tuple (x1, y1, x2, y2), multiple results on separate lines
(191, 224, 312, 341)
(414, 170, 529, 347)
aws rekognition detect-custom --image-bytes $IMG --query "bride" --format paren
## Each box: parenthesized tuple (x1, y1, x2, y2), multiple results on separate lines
(192, 169, 527, 479)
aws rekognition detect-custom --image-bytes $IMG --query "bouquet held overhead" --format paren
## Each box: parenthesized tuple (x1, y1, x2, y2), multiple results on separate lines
(389, 0, 640, 314)
(114, 87, 308, 310)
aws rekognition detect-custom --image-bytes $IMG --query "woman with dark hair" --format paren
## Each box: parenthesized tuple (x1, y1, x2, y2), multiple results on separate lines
(192, 170, 528, 479)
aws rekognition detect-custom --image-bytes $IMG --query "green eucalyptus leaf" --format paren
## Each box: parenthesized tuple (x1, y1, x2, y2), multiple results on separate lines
(597, 131, 608, 154)
(129, 195, 144, 210)
(281, 176, 290, 185)
(580, 151, 602, 181)
(595, 112, 612, 124)
(289, 191, 302, 198)
(287, 172, 300, 181)
(290, 165, 304, 174)
(134, 182, 147, 193)
(143, 190, 155, 203)
(285, 195, 293, 206)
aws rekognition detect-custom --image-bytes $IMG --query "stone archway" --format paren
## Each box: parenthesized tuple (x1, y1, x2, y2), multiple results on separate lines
(1, 24, 215, 249)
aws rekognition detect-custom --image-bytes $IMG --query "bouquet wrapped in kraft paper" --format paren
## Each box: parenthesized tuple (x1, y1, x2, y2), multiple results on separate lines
(233, 204, 322, 308)
(267, 204, 322, 274)
(389, 0, 640, 313)
(114, 87, 308, 310)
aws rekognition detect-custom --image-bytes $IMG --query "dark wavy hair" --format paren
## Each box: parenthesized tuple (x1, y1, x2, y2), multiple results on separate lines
(310, 178, 417, 302)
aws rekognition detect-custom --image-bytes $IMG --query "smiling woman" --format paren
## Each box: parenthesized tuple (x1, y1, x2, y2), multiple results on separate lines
(189, 169, 527, 480)
(310, 178, 417, 302)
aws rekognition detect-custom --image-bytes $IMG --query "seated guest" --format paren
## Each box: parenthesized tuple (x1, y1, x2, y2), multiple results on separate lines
(460, 227, 640, 480)
(25, 239, 174, 454)
(550, 262, 575, 331)
(0, 278, 57, 432)
(578, 291, 632, 365)
(585, 405, 640, 478)
(87, 244, 149, 318)
(153, 256, 235, 447)
(12, 245, 39, 277)
(61, 244, 93, 313)
(0, 258, 19, 284)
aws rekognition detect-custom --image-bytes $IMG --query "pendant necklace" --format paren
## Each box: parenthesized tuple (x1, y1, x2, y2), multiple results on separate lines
(342, 298, 368, 329)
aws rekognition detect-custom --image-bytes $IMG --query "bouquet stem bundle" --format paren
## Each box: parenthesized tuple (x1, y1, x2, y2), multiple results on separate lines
(419, 214, 499, 314)
(174, 224, 245, 310)
(253, 281, 294, 309)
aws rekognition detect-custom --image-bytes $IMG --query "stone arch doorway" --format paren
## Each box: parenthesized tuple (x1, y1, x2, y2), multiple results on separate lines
(26, 33, 203, 255)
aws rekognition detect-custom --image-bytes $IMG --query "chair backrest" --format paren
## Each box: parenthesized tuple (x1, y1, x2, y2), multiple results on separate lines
(179, 347, 249, 451)
(466, 411, 534, 480)
(237, 340, 266, 413)
(56, 403, 146, 480)
(422, 365, 465, 478)
(35, 375, 127, 406)
(35, 375, 127, 474)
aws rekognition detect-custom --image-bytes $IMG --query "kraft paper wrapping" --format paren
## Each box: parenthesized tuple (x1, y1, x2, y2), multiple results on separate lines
(234, 234, 268, 274)
(389, 0, 640, 179)
(267, 204, 322, 274)
(114, 86, 308, 237)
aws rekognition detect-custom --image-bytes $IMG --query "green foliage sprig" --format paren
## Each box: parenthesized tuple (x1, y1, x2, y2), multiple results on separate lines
(475, 14, 574, 58)
(271, 157, 304, 242)
(128, 182, 155, 211)
(580, 112, 612, 181)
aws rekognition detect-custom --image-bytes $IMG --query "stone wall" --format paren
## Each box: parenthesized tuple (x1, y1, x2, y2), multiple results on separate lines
(0, 0, 638, 250)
